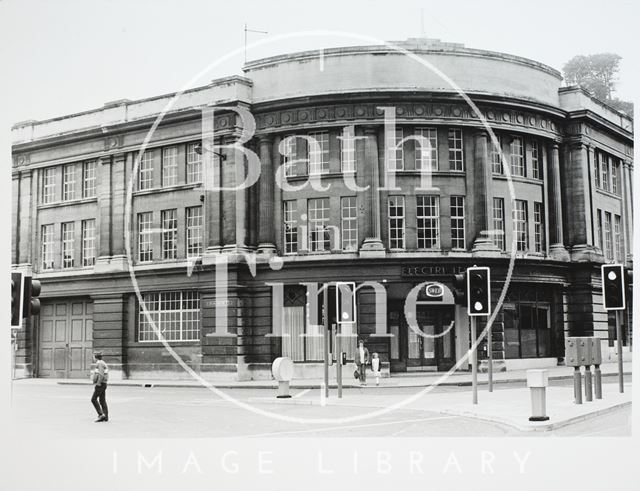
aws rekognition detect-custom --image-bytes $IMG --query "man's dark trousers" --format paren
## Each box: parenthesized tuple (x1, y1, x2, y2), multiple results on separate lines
(91, 384, 108, 419)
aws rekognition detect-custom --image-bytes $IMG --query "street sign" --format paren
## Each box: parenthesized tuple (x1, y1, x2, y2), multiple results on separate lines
(425, 283, 444, 298)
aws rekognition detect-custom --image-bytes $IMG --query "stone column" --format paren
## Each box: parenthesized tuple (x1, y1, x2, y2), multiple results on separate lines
(471, 132, 499, 256)
(548, 142, 570, 261)
(222, 135, 249, 254)
(622, 159, 634, 264)
(360, 126, 385, 257)
(272, 135, 284, 254)
(94, 156, 112, 272)
(202, 138, 222, 260)
(17, 169, 33, 265)
(257, 135, 276, 255)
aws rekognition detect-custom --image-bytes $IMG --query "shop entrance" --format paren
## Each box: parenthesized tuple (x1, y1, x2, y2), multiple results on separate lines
(388, 302, 456, 372)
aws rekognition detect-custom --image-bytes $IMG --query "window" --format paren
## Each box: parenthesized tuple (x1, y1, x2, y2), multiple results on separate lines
(533, 202, 545, 253)
(502, 294, 552, 359)
(601, 153, 610, 191)
(186, 143, 202, 184)
(387, 128, 404, 171)
(186, 206, 203, 258)
(388, 196, 405, 250)
(614, 215, 623, 261)
(308, 198, 330, 252)
(41, 224, 54, 270)
(139, 151, 154, 190)
(596, 209, 603, 252)
(492, 198, 505, 250)
(81, 219, 96, 267)
(513, 199, 528, 252)
(612, 159, 620, 194)
(282, 136, 297, 177)
(490, 136, 503, 174)
(61, 222, 75, 268)
(162, 146, 178, 187)
(340, 197, 358, 251)
(448, 129, 464, 171)
(63, 164, 76, 201)
(283, 200, 298, 254)
(415, 127, 438, 171)
(308, 132, 329, 175)
(340, 127, 356, 173)
(594, 152, 601, 188)
(450, 196, 465, 249)
(82, 161, 97, 198)
(138, 291, 200, 342)
(138, 212, 153, 262)
(531, 141, 542, 180)
(510, 136, 525, 177)
(42, 167, 57, 203)
(417, 196, 440, 250)
(604, 212, 613, 261)
(161, 209, 178, 260)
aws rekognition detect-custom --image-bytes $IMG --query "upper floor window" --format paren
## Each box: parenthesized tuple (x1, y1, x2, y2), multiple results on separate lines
(162, 146, 178, 187)
(308, 132, 329, 175)
(139, 151, 154, 190)
(594, 152, 602, 188)
(138, 291, 200, 342)
(41, 224, 55, 270)
(415, 127, 438, 171)
(186, 206, 203, 258)
(81, 219, 96, 267)
(604, 211, 613, 261)
(448, 129, 464, 171)
(63, 164, 76, 201)
(340, 127, 356, 173)
(490, 136, 503, 175)
(161, 209, 178, 260)
(614, 214, 623, 261)
(513, 199, 528, 252)
(186, 143, 202, 184)
(601, 153, 610, 191)
(416, 195, 440, 250)
(492, 198, 505, 250)
(510, 136, 525, 177)
(138, 212, 153, 262)
(308, 197, 331, 252)
(611, 159, 620, 195)
(283, 200, 298, 254)
(82, 161, 97, 198)
(282, 136, 297, 177)
(61, 222, 75, 268)
(42, 167, 56, 204)
(450, 196, 465, 250)
(533, 202, 545, 253)
(340, 196, 358, 251)
(531, 141, 543, 180)
(596, 209, 603, 252)
(388, 196, 405, 250)
(387, 128, 404, 171)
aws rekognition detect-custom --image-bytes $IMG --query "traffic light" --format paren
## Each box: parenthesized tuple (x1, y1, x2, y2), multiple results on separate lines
(467, 266, 491, 316)
(452, 272, 467, 306)
(335, 282, 356, 324)
(11, 271, 24, 329)
(23, 276, 42, 320)
(602, 264, 625, 310)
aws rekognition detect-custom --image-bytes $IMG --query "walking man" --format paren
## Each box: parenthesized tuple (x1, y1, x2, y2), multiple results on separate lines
(355, 339, 370, 386)
(91, 351, 109, 422)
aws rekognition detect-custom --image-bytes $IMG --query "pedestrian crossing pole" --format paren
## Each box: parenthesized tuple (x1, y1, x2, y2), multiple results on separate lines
(470, 317, 478, 405)
(323, 286, 329, 399)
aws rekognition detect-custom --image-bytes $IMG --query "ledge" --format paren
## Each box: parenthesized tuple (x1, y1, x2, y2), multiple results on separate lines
(37, 196, 97, 210)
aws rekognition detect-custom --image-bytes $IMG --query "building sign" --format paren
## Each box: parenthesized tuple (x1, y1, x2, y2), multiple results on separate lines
(401, 265, 465, 277)
(425, 283, 444, 298)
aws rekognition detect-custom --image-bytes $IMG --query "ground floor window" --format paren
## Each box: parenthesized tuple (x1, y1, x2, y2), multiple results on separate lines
(503, 303, 551, 358)
(138, 291, 200, 342)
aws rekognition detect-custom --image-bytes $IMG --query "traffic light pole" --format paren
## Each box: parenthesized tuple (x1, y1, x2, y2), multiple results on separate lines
(616, 310, 624, 393)
(471, 317, 478, 404)
(336, 324, 342, 398)
(323, 287, 329, 400)
(488, 322, 493, 392)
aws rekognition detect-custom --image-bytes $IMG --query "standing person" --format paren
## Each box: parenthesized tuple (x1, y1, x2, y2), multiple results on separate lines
(355, 339, 370, 386)
(90, 351, 109, 422)
(371, 352, 381, 386)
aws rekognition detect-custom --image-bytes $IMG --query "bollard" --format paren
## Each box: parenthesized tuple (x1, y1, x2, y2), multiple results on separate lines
(272, 357, 294, 399)
(594, 364, 602, 399)
(573, 366, 582, 405)
(527, 369, 549, 422)
(584, 365, 593, 402)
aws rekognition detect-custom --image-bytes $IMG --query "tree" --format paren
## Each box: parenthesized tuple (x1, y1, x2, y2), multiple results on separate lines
(563, 53, 621, 101)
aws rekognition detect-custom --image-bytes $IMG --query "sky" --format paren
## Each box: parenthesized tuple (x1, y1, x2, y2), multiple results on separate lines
(0, 0, 638, 160)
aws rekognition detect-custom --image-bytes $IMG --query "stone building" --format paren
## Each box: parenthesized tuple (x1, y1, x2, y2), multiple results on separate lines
(11, 38, 633, 380)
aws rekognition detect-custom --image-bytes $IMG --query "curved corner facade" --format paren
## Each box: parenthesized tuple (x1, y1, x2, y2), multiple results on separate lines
(11, 40, 634, 381)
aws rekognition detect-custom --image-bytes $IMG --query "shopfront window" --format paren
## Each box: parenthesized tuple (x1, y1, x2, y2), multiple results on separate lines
(503, 303, 551, 358)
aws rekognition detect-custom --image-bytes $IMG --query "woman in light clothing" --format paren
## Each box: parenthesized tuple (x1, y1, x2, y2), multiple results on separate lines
(371, 352, 381, 386)
(355, 339, 370, 386)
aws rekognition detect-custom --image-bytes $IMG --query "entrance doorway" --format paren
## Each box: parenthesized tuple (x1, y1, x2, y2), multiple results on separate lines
(388, 302, 456, 372)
